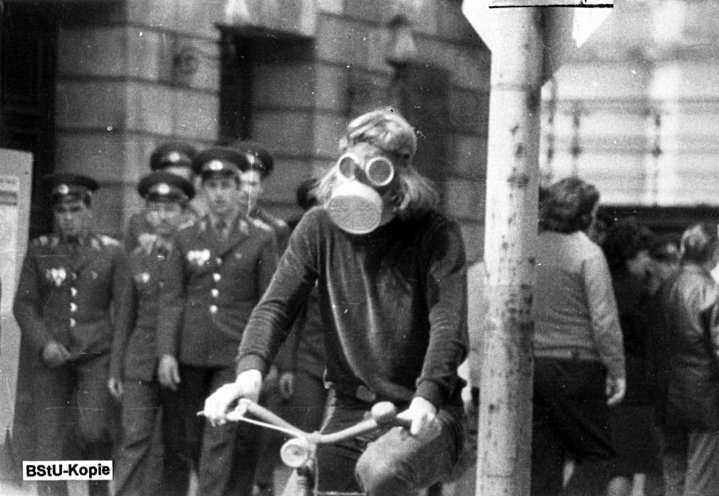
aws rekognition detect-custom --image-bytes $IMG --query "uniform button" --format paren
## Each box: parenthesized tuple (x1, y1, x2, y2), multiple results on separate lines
(70, 303, 77, 313)
(209, 305, 218, 314)
(213, 273, 221, 282)
(70, 287, 77, 297)
(215, 257, 223, 265)
(69, 318, 76, 328)
(211, 289, 219, 298)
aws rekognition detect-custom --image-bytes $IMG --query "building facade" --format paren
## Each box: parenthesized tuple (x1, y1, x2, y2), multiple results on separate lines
(0, 0, 490, 262)
(541, 0, 719, 232)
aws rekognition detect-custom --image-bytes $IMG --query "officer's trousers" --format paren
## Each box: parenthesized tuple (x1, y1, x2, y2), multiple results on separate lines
(32, 353, 113, 496)
(161, 364, 260, 496)
(114, 380, 163, 496)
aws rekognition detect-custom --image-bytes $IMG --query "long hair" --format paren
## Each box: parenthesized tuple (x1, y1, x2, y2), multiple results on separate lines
(316, 107, 438, 219)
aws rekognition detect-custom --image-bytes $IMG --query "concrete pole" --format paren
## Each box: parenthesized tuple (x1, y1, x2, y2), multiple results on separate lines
(477, 8, 543, 496)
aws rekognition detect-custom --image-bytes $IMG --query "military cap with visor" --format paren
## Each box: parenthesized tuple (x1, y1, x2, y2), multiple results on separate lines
(231, 140, 274, 178)
(138, 171, 195, 202)
(43, 173, 99, 205)
(149, 142, 197, 171)
(191, 146, 250, 179)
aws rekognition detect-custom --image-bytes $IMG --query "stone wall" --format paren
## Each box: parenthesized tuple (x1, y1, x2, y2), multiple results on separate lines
(49, 0, 489, 261)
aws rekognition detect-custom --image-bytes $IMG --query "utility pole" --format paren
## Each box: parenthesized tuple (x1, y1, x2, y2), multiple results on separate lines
(463, 3, 613, 495)
(475, 9, 542, 496)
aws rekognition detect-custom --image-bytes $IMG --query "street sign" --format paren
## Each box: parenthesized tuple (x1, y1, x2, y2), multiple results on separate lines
(462, 1, 612, 81)
(490, 0, 611, 6)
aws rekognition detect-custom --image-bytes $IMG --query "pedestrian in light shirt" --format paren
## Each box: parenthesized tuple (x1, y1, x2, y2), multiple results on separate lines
(532, 177, 626, 496)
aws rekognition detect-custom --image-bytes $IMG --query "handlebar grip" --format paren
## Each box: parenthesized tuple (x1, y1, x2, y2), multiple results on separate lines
(371, 401, 412, 429)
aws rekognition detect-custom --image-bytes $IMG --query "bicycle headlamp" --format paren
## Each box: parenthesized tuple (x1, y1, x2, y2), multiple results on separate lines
(280, 437, 313, 468)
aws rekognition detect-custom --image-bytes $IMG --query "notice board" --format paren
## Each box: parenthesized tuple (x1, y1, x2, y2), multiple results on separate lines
(0, 149, 33, 434)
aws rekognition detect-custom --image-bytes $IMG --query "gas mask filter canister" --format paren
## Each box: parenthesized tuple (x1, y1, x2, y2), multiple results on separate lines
(326, 153, 396, 235)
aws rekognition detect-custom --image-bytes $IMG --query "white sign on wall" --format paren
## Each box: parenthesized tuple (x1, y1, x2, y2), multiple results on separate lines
(0, 149, 33, 435)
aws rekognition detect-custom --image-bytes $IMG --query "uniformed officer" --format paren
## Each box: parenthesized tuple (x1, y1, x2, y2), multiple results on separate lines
(108, 171, 195, 496)
(156, 147, 279, 496)
(124, 142, 200, 251)
(232, 140, 291, 252)
(13, 173, 130, 496)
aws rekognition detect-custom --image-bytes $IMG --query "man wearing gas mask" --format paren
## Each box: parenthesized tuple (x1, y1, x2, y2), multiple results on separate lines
(203, 107, 468, 496)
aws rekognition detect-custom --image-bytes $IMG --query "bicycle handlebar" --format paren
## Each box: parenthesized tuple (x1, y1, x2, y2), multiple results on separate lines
(225, 399, 412, 445)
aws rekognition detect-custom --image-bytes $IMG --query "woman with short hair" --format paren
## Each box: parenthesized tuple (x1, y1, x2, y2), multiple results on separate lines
(532, 177, 626, 496)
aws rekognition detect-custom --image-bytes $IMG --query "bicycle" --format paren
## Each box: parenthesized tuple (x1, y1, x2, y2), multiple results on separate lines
(221, 398, 412, 496)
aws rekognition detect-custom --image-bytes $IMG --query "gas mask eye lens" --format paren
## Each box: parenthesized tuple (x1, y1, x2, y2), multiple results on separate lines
(337, 154, 359, 180)
(365, 157, 394, 187)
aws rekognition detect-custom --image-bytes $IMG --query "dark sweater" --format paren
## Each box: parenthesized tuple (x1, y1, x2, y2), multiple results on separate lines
(237, 207, 468, 409)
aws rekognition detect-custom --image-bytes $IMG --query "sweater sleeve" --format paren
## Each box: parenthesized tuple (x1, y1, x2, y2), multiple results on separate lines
(257, 231, 279, 296)
(583, 250, 626, 380)
(415, 218, 469, 408)
(236, 209, 320, 377)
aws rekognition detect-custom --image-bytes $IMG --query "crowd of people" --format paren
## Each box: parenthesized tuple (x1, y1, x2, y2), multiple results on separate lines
(533, 177, 719, 496)
(10, 105, 719, 496)
(11, 108, 468, 496)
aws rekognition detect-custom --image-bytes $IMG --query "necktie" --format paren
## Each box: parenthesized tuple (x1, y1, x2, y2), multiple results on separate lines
(216, 219, 228, 239)
(66, 236, 80, 252)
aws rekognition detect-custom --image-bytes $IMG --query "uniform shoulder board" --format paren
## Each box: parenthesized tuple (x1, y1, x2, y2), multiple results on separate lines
(178, 220, 195, 232)
(31, 235, 61, 248)
(99, 235, 121, 247)
(250, 217, 273, 232)
(271, 217, 289, 231)
(31, 235, 49, 248)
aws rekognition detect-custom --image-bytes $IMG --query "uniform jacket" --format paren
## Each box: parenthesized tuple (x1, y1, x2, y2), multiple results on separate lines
(655, 263, 719, 429)
(13, 232, 130, 360)
(157, 214, 279, 367)
(110, 235, 170, 381)
(124, 207, 197, 252)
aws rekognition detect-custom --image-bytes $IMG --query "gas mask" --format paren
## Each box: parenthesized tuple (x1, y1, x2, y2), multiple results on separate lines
(325, 152, 397, 234)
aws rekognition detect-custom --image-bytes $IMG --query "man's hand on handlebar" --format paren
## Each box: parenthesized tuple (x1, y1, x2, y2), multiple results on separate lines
(202, 369, 263, 426)
(396, 397, 440, 436)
